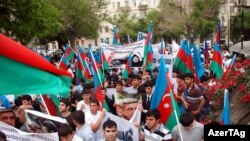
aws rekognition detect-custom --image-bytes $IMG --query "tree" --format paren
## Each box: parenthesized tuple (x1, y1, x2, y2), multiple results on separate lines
(158, 0, 219, 41)
(230, 11, 250, 43)
(0, 0, 61, 44)
(47, 0, 107, 47)
(108, 10, 162, 44)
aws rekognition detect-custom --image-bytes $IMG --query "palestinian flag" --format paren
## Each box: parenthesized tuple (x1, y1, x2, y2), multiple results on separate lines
(122, 53, 132, 80)
(0, 34, 72, 96)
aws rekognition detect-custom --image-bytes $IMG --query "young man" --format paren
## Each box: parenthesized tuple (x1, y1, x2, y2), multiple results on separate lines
(0, 108, 16, 127)
(76, 89, 91, 113)
(183, 73, 205, 121)
(140, 81, 154, 124)
(58, 124, 83, 141)
(72, 110, 95, 141)
(140, 109, 172, 141)
(100, 119, 122, 141)
(58, 98, 75, 130)
(85, 99, 106, 140)
(172, 112, 204, 141)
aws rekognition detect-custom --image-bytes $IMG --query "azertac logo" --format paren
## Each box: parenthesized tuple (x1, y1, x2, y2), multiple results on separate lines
(208, 129, 245, 138)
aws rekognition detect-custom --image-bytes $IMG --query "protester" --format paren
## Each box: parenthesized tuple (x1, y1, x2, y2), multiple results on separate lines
(57, 98, 75, 130)
(85, 99, 106, 140)
(172, 112, 204, 141)
(76, 89, 91, 113)
(72, 110, 95, 141)
(140, 109, 172, 141)
(100, 119, 122, 141)
(0, 108, 16, 127)
(58, 124, 83, 141)
(183, 73, 205, 121)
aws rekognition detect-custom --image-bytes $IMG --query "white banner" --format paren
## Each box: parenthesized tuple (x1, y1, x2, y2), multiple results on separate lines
(24, 110, 67, 133)
(102, 113, 139, 141)
(0, 121, 59, 141)
(152, 54, 173, 81)
(101, 40, 164, 67)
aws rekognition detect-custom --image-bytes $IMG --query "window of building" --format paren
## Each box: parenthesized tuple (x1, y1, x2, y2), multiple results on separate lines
(105, 26, 109, 32)
(95, 39, 98, 46)
(134, 1, 136, 7)
(117, 2, 120, 8)
(106, 38, 110, 44)
(112, 2, 115, 9)
(230, 6, 234, 13)
(125, 0, 129, 6)
(100, 27, 102, 33)
(101, 38, 104, 43)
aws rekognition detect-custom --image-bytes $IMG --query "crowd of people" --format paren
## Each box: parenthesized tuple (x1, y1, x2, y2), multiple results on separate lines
(0, 46, 245, 141)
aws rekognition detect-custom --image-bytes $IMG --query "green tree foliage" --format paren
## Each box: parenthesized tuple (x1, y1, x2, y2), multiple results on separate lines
(0, 0, 61, 44)
(108, 10, 162, 43)
(47, 0, 107, 46)
(158, 0, 219, 40)
(230, 11, 250, 43)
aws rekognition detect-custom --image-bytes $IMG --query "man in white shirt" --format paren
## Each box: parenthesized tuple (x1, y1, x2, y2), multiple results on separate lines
(85, 99, 106, 140)
(76, 89, 91, 113)
(99, 119, 122, 141)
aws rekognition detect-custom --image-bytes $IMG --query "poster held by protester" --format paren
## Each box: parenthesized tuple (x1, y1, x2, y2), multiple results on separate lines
(102, 113, 139, 141)
(0, 121, 59, 141)
(24, 110, 67, 133)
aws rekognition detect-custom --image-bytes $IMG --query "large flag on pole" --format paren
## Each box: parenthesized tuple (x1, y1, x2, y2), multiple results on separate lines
(88, 48, 105, 104)
(0, 34, 72, 96)
(173, 40, 193, 74)
(143, 21, 153, 65)
(100, 47, 110, 72)
(146, 43, 154, 71)
(150, 57, 181, 130)
(193, 44, 205, 82)
(221, 89, 230, 125)
(210, 43, 223, 80)
(204, 39, 209, 65)
(122, 53, 132, 80)
(58, 44, 75, 71)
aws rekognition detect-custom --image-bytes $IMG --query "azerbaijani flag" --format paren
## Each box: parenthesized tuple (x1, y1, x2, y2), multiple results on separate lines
(223, 54, 236, 77)
(216, 21, 221, 45)
(0, 34, 72, 96)
(100, 47, 110, 72)
(143, 21, 153, 65)
(204, 39, 209, 65)
(173, 40, 193, 74)
(193, 44, 205, 82)
(150, 57, 181, 130)
(146, 43, 154, 71)
(210, 43, 223, 80)
(89, 48, 105, 104)
(78, 46, 91, 81)
(59, 44, 75, 71)
(122, 53, 133, 80)
(221, 89, 230, 125)
(160, 38, 166, 55)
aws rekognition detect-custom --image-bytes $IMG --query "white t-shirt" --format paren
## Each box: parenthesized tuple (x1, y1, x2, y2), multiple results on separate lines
(85, 111, 104, 141)
(76, 100, 90, 113)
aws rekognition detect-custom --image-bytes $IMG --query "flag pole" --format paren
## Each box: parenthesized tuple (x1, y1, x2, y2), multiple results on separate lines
(167, 73, 184, 141)
(40, 95, 51, 116)
(174, 109, 184, 141)
(89, 49, 104, 87)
